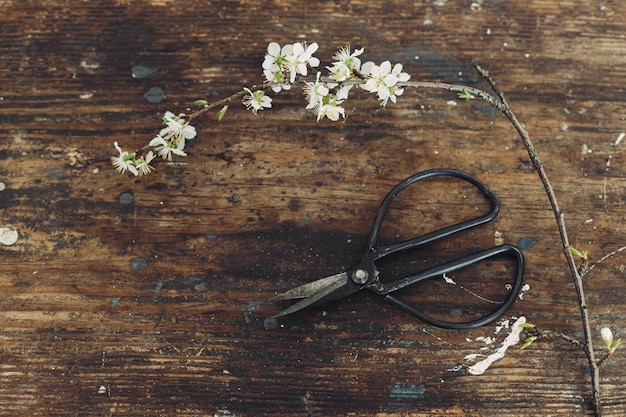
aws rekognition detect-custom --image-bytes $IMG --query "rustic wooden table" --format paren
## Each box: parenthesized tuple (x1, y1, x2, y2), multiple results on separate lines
(1, 1, 625, 416)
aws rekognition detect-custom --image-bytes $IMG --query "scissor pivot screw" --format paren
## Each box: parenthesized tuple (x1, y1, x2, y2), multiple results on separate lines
(352, 269, 369, 284)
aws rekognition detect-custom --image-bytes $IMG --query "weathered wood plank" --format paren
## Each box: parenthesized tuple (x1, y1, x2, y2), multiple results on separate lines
(1, 1, 626, 416)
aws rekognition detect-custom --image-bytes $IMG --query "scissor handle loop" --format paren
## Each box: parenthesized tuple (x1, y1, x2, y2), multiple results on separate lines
(368, 169, 500, 261)
(378, 244, 525, 329)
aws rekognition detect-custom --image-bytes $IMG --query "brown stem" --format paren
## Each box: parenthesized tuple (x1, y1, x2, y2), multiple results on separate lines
(471, 64, 601, 417)
(187, 81, 273, 121)
(533, 328, 585, 350)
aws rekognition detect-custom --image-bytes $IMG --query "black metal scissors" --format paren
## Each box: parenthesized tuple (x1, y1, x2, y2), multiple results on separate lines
(265, 168, 524, 330)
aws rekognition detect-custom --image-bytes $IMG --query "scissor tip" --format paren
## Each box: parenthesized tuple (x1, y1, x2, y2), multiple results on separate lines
(264, 317, 279, 330)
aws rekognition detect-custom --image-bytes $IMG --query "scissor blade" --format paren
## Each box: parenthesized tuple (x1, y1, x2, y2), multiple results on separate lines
(270, 273, 349, 319)
(269, 273, 348, 301)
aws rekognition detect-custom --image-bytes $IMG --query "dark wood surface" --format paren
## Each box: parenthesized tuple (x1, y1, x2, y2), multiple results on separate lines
(1, 1, 626, 415)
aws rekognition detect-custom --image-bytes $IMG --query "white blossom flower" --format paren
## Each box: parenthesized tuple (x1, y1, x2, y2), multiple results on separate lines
(111, 141, 138, 175)
(601, 327, 614, 347)
(160, 111, 197, 142)
(335, 84, 355, 101)
(262, 43, 294, 92)
(262, 42, 319, 89)
(149, 135, 187, 161)
(327, 45, 364, 82)
(303, 72, 330, 114)
(302, 72, 345, 121)
(283, 42, 320, 83)
(242, 88, 272, 114)
(601, 326, 621, 354)
(134, 151, 155, 176)
(263, 42, 290, 70)
(264, 66, 292, 93)
(317, 102, 345, 122)
(361, 60, 411, 106)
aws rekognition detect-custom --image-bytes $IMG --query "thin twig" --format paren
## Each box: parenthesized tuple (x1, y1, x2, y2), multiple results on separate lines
(583, 245, 626, 277)
(532, 327, 586, 350)
(471, 64, 601, 416)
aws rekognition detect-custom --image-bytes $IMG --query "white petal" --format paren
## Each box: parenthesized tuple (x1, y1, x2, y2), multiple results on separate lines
(306, 43, 319, 55)
(336, 85, 353, 100)
(291, 42, 304, 56)
(379, 61, 391, 74)
(363, 79, 377, 93)
(163, 111, 176, 121)
(182, 125, 197, 139)
(360, 61, 375, 75)
(128, 164, 139, 176)
(267, 42, 281, 56)
(296, 63, 308, 76)
(281, 44, 292, 56)
(149, 136, 166, 147)
(601, 327, 613, 344)
(383, 74, 398, 86)
(378, 85, 390, 99)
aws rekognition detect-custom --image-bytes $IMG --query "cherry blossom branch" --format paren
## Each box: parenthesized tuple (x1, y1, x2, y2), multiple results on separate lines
(109, 42, 619, 415)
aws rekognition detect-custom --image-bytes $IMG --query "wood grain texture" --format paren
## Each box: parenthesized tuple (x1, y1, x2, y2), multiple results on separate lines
(1, 0, 626, 416)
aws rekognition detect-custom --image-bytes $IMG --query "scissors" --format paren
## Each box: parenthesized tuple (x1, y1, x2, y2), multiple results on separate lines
(265, 168, 524, 330)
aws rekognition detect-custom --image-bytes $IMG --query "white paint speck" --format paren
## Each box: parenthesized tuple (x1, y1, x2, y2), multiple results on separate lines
(494, 319, 510, 334)
(80, 58, 100, 71)
(475, 336, 495, 345)
(518, 283, 531, 300)
(447, 364, 464, 372)
(464, 353, 484, 361)
(467, 316, 526, 375)
(214, 409, 236, 417)
(442, 273, 455, 284)
(0, 227, 18, 245)
(614, 132, 625, 146)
